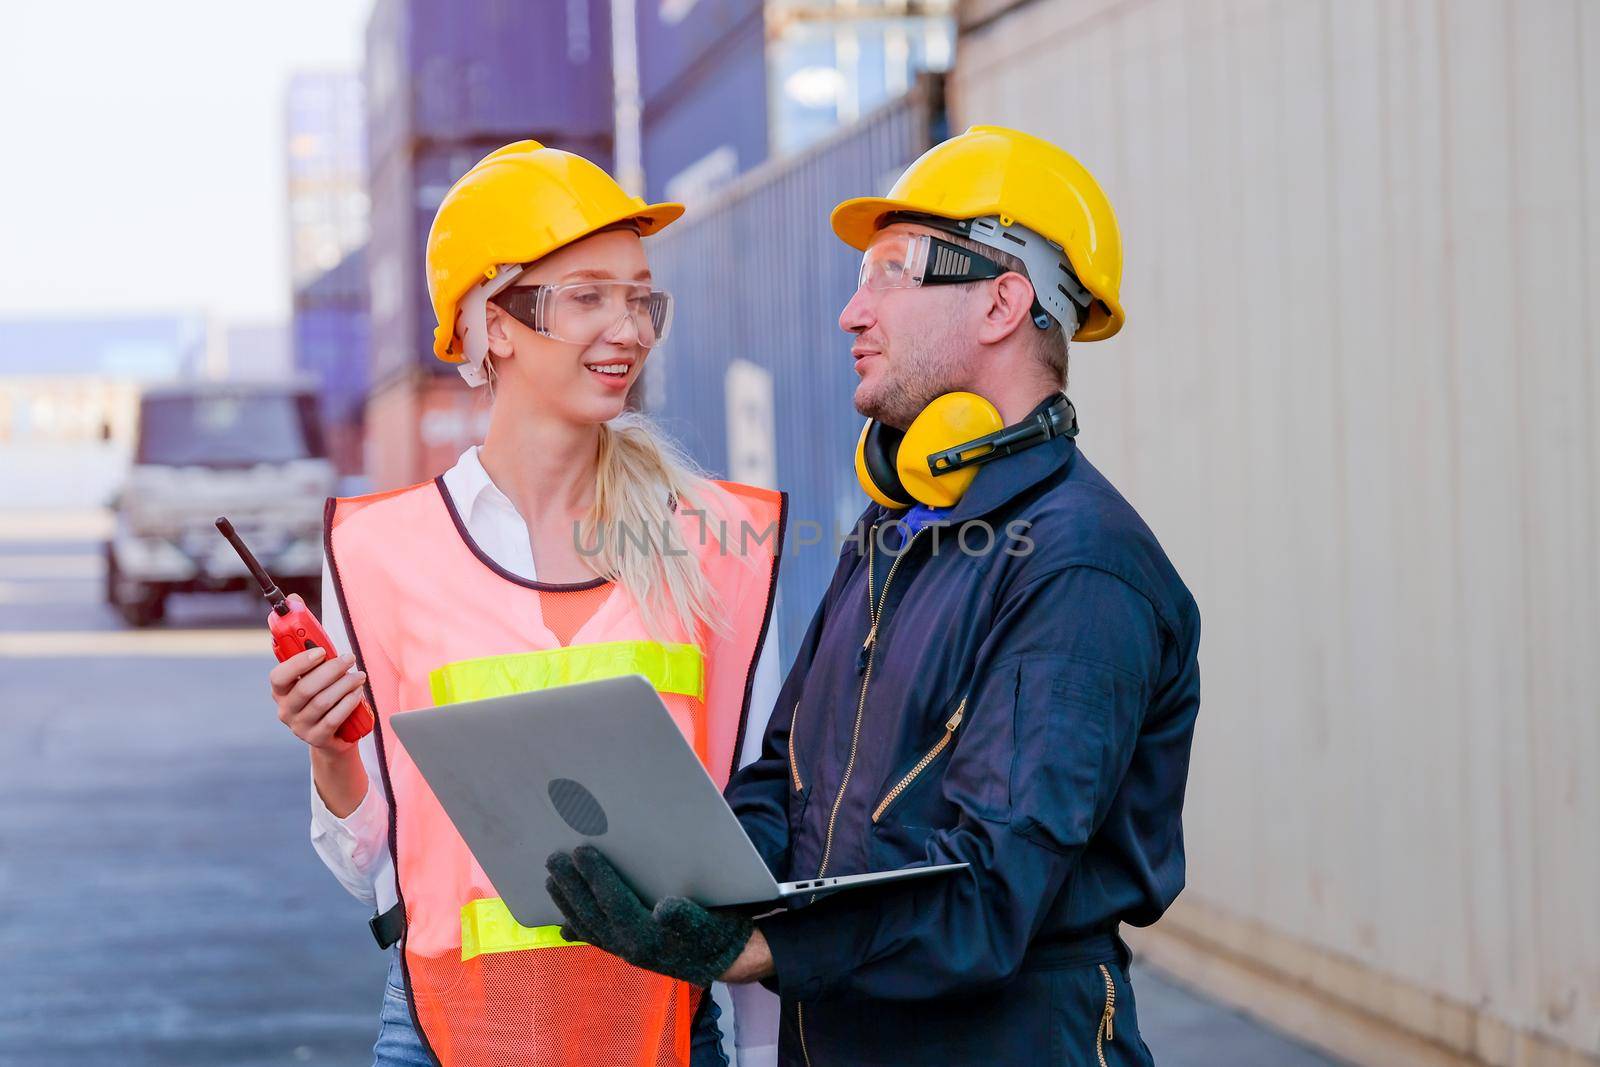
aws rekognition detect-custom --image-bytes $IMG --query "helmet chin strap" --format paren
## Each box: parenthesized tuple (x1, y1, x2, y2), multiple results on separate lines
(454, 263, 527, 387)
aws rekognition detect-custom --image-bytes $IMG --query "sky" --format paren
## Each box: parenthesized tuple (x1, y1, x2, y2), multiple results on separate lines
(0, 1, 372, 325)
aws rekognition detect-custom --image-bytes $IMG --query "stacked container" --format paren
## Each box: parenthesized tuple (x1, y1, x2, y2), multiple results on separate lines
(637, 0, 770, 205)
(292, 247, 370, 477)
(363, 0, 615, 489)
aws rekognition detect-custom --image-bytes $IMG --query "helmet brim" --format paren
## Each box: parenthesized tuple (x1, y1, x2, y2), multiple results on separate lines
(829, 196, 953, 251)
(434, 199, 686, 362)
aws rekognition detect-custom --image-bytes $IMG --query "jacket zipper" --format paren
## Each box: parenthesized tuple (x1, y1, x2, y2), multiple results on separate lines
(787, 699, 804, 792)
(871, 698, 966, 823)
(1096, 963, 1117, 1067)
(798, 526, 922, 1065)
(812, 527, 922, 887)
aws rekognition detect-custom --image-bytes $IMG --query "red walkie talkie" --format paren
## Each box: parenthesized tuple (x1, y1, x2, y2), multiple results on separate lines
(215, 516, 375, 743)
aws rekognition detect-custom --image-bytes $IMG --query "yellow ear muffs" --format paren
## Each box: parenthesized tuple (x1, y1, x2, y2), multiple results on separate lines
(854, 392, 1006, 509)
(897, 392, 1005, 507)
(855, 420, 912, 509)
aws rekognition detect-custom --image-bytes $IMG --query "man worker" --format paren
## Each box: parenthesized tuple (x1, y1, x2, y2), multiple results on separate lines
(547, 125, 1201, 1066)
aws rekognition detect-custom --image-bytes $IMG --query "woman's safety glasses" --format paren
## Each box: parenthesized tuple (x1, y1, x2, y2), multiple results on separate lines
(857, 232, 1010, 292)
(490, 281, 675, 349)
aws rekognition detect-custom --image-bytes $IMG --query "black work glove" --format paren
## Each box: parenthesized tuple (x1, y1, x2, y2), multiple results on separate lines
(545, 844, 753, 988)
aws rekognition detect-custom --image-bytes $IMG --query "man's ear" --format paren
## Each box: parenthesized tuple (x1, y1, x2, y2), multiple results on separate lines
(976, 272, 1037, 347)
(484, 303, 517, 360)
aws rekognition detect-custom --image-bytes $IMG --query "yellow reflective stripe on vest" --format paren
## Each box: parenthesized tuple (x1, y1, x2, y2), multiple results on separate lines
(460, 897, 586, 961)
(428, 640, 705, 706)
(432, 640, 704, 961)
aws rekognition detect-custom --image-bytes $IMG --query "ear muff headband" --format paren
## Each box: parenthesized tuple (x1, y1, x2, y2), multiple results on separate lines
(854, 393, 1079, 509)
(927, 393, 1078, 477)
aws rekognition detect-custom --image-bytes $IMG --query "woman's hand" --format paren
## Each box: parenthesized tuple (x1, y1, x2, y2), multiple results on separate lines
(270, 645, 368, 753)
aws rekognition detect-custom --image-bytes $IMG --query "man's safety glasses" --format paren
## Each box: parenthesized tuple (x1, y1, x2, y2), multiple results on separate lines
(490, 281, 675, 349)
(857, 232, 1010, 292)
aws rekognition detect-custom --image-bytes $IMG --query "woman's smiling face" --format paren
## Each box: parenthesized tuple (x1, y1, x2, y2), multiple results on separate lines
(484, 228, 656, 425)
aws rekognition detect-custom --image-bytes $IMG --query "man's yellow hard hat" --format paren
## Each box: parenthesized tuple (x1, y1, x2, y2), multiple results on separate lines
(831, 125, 1125, 341)
(426, 140, 684, 364)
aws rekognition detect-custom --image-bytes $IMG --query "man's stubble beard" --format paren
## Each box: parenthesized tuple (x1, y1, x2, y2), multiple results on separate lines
(855, 323, 966, 430)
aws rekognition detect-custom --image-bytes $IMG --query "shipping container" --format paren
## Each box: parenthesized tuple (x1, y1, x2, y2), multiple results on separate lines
(285, 72, 368, 291)
(365, 146, 419, 393)
(365, 0, 613, 175)
(363, 368, 493, 491)
(637, 0, 765, 104)
(953, 1, 1600, 1064)
(640, 11, 769, 205)
(641, 77, 941, 663)
(293, 247, 370, 476)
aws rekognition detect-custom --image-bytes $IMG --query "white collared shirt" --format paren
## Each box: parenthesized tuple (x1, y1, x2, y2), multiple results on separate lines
(307, 445, 779, 914)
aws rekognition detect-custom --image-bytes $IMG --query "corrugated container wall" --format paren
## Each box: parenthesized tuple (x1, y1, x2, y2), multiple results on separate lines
(641, 11, 770, 205)
(366, 0, 612, 171)
(364, 0, 618, 489)
(643, 80, 940, 663)
(293, 246, 370, 477)
(952, 1, 1600, 1064)
(365, 146, 419, 392)
(638, 0, 765, 102)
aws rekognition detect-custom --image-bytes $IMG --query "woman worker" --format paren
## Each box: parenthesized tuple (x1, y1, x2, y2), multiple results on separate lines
(265, 141, 785, 1067)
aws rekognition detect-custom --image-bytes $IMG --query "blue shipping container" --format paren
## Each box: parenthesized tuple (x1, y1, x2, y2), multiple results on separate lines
(637, 0, 764, 104)
(643, 80, 940, 663)
(366, 0, 614, 173)
(640, 12, 768, 205)
(293, 246, 370, 425)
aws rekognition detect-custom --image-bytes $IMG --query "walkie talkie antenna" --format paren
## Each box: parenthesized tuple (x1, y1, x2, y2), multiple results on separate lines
(215, 517, 289, 615)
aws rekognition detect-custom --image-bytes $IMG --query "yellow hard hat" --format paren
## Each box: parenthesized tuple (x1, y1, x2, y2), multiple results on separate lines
(831, 125, 1125, 341)
(426, 140, 684, 367)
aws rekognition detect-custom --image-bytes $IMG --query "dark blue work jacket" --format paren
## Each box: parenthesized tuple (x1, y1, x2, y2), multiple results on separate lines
(725, 397, 1201, 1066)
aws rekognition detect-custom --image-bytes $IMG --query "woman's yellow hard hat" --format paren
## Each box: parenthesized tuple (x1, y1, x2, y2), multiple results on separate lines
(830, 125, 1125, 341)
(426, 141, 684, 365)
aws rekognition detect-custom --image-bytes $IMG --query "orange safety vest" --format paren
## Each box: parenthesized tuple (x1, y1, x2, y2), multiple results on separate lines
(324, 475, 785, 1067)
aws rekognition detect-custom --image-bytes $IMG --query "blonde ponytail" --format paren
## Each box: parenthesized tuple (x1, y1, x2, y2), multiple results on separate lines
(583, 410, 733, 641)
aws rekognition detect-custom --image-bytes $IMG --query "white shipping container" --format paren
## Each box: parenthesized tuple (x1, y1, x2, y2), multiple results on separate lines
(952, 0, 1600, 1063)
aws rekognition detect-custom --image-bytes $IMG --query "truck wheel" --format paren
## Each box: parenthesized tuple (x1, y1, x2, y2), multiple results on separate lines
(106, 546, 164, 626)
(104, 543, 118, 606)
(118, 598, 165, 630)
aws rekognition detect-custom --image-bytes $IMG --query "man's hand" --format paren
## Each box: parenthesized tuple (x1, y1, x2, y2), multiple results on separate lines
(545, 845, 754, 988)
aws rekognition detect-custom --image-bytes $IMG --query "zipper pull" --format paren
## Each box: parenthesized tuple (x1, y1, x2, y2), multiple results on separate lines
(1105, 1008, 1114, 1042)
(856, 623, 877, 673)
(945, 698, 967, 732)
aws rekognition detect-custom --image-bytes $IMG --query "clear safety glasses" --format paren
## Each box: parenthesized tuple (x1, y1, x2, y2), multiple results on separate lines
(490, 281, 675, 349)
(857, 232, 1010, 292)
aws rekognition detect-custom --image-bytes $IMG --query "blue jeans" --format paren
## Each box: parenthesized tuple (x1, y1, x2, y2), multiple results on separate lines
(372, 949, 432, 1067)
(370, 947, 728, 1067)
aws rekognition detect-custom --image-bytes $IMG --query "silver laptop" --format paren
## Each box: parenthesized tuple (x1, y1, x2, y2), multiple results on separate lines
(390, 674, 966, 929)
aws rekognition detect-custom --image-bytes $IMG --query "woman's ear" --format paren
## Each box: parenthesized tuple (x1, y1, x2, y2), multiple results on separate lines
(485, 303, 517, 360)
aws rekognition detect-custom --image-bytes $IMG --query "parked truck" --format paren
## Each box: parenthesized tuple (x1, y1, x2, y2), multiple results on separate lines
(105, 381, 333, 627)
